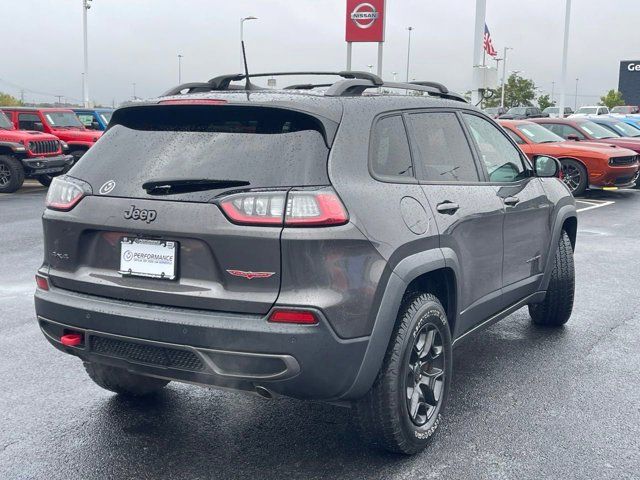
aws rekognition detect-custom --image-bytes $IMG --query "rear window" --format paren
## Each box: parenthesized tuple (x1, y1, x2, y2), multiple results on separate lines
(71, 105, 332, 201)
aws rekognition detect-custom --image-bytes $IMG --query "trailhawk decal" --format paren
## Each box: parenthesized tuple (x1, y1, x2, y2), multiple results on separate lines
(226, 270, 275, 280)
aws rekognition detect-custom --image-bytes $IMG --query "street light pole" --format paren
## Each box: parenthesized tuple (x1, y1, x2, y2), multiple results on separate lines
(405, 27, 414, 82)
(82, 0, 92, 108)
(574, 77, 579, 110)
(392, 72, 398, 82)
(178, 54, 183, 84)
(132, 82, 136, 100)
(559, 0, 572, 118)
(551, 81, 556, 102)
(240, 16, 258, 70)
(367, 64, 374, 74)
(500, 46, 512, 108)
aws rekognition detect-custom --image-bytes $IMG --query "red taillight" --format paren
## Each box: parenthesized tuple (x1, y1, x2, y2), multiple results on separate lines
(46, 176, 91, 211)
(35, 274, 49, 291)
(60, 333, 83, 347)
(285, 191, 348, 226)
(268, 309, 318, 325)
(218, 188, 348, 227)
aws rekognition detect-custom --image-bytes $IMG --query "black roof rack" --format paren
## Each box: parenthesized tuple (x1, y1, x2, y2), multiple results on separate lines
(325, 80, 466, 102)
(160, 71, 464, 103)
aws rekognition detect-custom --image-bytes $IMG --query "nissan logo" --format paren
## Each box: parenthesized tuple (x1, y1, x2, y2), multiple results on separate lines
(350, 2, 379, 29)
(627, 63, 640, 72)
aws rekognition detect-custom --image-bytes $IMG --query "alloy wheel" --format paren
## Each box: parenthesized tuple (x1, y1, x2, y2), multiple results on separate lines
(405, 323, 445, 426)
(562, 163, 581, 193)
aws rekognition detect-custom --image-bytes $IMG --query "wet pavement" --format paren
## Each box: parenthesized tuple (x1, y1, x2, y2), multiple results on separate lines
(1, 185, 639, 479)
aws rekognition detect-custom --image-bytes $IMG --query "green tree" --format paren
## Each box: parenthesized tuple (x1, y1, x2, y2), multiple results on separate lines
(0, 92, 23, 106)
(538, 94, 555, 111)
(482, 73, 537, 109)
(599, 90, 625, 109)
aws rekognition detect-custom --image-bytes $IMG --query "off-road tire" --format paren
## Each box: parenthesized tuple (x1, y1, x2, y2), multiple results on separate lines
(84, 362, 170, 397)
(0, 155, 25, 193)
(355, 293, 452, 455)
(528, 230, 575, 326)
(560, 158, 588, 196)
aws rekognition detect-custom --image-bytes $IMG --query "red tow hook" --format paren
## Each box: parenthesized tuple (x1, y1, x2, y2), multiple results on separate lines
(60, 333, 83, 347)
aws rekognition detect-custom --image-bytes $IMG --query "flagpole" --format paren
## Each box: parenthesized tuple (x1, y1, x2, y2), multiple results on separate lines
(559, 0, 572, 118)
(471, 0, 487, 106)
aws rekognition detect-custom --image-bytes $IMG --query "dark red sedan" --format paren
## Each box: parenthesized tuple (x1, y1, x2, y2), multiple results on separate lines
(531, 117, 640, 154)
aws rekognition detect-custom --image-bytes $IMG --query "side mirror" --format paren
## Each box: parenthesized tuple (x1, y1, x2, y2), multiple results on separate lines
(90, 121, 100, 130)
(33, 122, 45, 132)
(533, 155, 561, 178)
(567, 134, 580, 141)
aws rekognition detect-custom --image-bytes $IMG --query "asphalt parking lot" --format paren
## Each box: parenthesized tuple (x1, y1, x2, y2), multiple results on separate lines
(1, 184, 639, 480)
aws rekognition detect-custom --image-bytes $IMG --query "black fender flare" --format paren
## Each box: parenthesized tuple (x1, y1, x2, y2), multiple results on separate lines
(339, 248, 454, 400)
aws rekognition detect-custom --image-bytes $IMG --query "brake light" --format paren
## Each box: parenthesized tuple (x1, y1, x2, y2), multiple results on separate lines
(218, 188, 348, 227)
(269, 309, 318, 325)
(35, 273, 50, 291)
(46, 176, 92, 211)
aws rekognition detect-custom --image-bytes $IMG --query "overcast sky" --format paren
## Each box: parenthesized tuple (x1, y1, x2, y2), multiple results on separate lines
(3, 0, 639, 106)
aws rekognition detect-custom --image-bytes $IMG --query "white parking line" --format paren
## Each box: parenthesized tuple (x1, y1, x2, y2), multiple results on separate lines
(575, 199, 615, 213)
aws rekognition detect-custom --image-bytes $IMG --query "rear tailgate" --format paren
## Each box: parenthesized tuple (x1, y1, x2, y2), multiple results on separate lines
(44, 103, 336, 314)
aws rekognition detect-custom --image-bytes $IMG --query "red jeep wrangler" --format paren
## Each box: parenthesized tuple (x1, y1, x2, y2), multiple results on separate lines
(2, 107, 102, 162)
(0, 110, 73, 193)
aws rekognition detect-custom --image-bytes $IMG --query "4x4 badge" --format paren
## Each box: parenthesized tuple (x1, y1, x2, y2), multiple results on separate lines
(226, 270, 275, 280)
(99, 180, 116, 195)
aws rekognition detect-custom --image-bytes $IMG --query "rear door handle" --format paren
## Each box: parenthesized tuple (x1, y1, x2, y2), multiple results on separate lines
(504, 196, 520, 206)
(436, 201, 460, 214)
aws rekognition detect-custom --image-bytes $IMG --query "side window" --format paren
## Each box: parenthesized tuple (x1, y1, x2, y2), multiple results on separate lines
(408, 112, 479, 182)
(505, 129, 525, 145)
(77, 113, 94, 127)
(370, 115, 414, 180)
(18, 113, 41, 130)
(544, 123, 585, 140)
(463, 114, 527, 183)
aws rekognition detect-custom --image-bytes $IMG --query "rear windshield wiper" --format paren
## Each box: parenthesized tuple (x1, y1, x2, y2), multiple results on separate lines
(142, 178, 250, 195)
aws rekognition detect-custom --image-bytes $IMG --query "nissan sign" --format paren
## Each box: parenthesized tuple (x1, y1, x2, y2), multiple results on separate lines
(345, 0, 385, 42)
(619, 60, 640, 105)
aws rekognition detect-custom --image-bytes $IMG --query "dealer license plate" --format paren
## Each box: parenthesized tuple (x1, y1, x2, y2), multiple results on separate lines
(119, 237, 177, 280)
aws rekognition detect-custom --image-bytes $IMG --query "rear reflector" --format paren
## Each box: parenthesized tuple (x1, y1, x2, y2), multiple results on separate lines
(218, 188, 348, 227)
(35, 274, 49, 291)
(60, 333, 83, 347)
(268, 310, 318, 325)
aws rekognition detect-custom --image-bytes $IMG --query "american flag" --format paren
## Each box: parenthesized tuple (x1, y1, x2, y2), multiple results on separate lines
(484, 24, 498, 57)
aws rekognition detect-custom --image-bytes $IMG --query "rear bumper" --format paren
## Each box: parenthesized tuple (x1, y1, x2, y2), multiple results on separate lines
(22, 154, 74, 174)
(34, 286, 369, 401)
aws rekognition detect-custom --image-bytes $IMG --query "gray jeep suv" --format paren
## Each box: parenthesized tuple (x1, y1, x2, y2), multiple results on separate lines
(34, 72, 577, 455)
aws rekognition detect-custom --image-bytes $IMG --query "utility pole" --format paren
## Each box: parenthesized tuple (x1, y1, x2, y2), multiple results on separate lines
(55, 95, 63, 105)
(551, 81, 556, 103)
(392, 72, 397, 82)
(132, 83, 136, 100)
(574, 77, 579, 110)
(82, 0, 92, 108)
(500, 47, 513, 108)
(178, 54, 183, 84)
(559, 0, 572, 118)
(367, 64, 374, 73)
(20, 90, 25, 104)
(405, 27, 414, 82)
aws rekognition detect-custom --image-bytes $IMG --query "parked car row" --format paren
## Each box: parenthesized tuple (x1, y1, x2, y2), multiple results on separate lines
(0, 107, 112, 193)
(499, 117, 640, 195)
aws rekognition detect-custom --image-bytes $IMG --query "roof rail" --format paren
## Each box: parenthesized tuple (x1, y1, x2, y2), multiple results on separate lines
(159, 71, 464, 102)
(208, 71, 383, 90)
(325, 79, 466, 102)
(410, 81, 449, 94)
